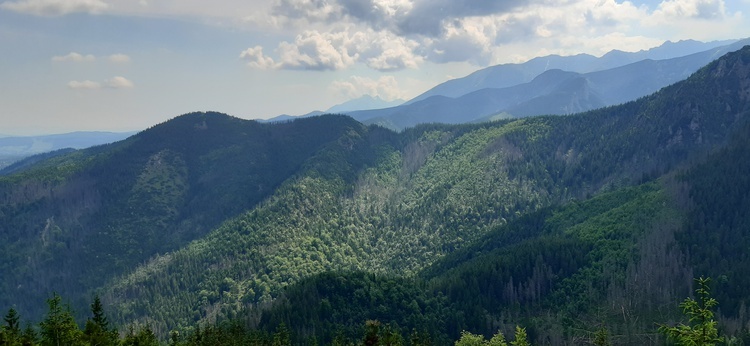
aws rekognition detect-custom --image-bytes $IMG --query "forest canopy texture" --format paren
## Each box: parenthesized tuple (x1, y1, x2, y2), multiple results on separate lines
(1, 46, 750, 345)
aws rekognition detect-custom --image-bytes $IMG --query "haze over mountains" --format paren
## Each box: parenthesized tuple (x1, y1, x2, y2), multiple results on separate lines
(406, 38, 739, 103)
(265, 95, 405, 123)
(1, 38, 741, 170)
(1, 44, 750, 344)
(263, 38, 746, 131)
(0, 131, 136, 171)
(348, 38, 750, 130)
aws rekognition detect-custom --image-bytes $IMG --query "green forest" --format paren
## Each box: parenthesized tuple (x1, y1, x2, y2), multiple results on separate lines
(1, 46, 750, 345)
(0, 277, 735, 345)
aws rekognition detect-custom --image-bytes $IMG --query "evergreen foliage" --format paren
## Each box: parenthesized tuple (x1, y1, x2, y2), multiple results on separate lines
(39, 293, 84, 346)
(0, 45, 749, 346)
(659, 277, 722, 346)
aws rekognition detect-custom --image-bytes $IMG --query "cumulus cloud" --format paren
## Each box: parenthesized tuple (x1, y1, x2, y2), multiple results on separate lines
(242, 28, 423, 71)
(67, 76, 133, 90)
(108, 53, 131, 63)
(358, 31, 423, 70)
(395, 0, 535, 37)
(653, 0, 727, 20)
(105, 76, 134, 88)
(53, 52, 133, 64)
(246, 0, 741, 73)
(329, 75, 405, 101)
(365, 46, 421, 70)
(1, 0, 108, 16)
(52, 52, 96, 62)
(272, 0, 339, 22)
(240, 46, 278, 69)
(261, 0, 676, 69)
(67, 80, 101, 89)
(276, 30, 359, 70)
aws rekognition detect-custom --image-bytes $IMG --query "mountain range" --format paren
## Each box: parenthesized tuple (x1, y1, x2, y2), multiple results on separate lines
(406, 38, 738, 103)
(1, 45, 750, 345)
(261, 39, 746, 132)
(347, 38, 750, 130)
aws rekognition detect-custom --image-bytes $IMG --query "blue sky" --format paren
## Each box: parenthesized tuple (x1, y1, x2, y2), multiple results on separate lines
(0, 0, 748, 135)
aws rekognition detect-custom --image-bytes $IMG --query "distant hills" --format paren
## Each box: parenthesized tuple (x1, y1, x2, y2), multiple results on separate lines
(348, 38, 750, 130)
(405, 38, 739, 103)
(264, 95, 404, 123)
(263, 38, 746, 131)
(2, 46, 750, 344)
(0, 131, 136, 171)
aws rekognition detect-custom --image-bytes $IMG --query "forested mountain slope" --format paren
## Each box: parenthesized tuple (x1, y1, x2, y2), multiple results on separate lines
(0, 114, 370, 319)
(98, 46, 750, 339)
(259, 46, 750, 344)
(1, 46, 749, 345)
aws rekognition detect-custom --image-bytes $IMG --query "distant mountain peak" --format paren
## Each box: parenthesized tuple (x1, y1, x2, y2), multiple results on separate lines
(405, 38, 743, 105)
(326, 95, 405, 114)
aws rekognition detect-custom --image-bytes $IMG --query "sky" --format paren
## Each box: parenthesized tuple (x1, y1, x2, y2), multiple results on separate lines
(0, 0, 748, 135)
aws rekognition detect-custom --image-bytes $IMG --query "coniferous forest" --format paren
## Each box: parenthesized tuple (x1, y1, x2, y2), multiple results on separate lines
(2, 47, 750, 345)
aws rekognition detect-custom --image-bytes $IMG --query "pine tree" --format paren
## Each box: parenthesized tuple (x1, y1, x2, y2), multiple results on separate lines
(272, 323, 291, 346)
(83, 296, 118, 346)
(510, 326, 530, 346)
(658, 277, 722, 346)
(39, 293, 84, 346)
(379, 323, 403, 346)
(592, 326, 611, 346)
(454, 330, 508, 346)
(122, 325, 159, 346)
(21, 323, 37, 346)
(2, 308, 22, 345)
(363, 320, 381, 346)
(454, 330, 486, 346)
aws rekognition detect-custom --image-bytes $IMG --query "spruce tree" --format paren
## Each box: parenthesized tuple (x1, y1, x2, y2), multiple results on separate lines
(39, 293, 84, 346)
(2, 308, 22, 345)
(83, 296, 118, 346)
(659, 277, 722, 346)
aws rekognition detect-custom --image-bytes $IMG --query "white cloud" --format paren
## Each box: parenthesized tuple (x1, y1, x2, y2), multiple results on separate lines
(243, 27, 423, 71)
(358, 31, 423, 71)
(329, 75, 405, 101)
(256, 0, 679, 69)
(67, 76, 134, 89)
(653, 0, 727, 20)
(276, 30, 359, 70)
(239, 46, 278, 69)
(67, 80, 101, 89)
(105, 76, 134, 88)
(1, 0, 108, 16)
(640, 0, 741, 41)
(33, 0, 746, 73)
(52, 52, 96, 62)
(272, 0, 338, 22)
(108, 53, 131, 63)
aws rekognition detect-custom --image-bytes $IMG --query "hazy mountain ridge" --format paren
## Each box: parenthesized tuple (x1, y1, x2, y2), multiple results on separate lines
(349, 39, 750, 130)
(263, 95, 405, 123)
(407, 38, 739, 104)
(263, 39, 740, 126)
